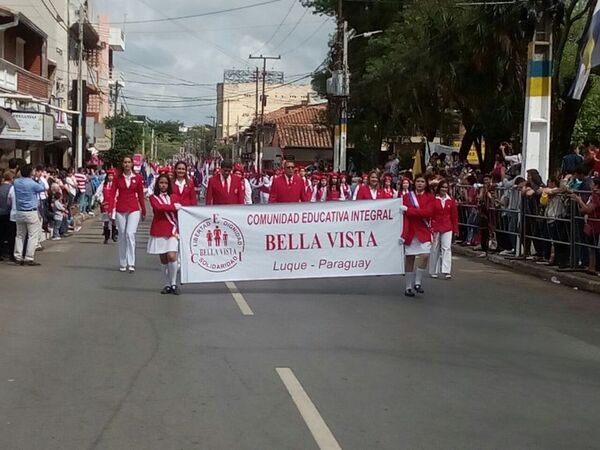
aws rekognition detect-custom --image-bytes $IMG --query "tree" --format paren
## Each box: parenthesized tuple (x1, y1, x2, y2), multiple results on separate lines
(302, 0, 600, 172)
(103, 113, 143, 168)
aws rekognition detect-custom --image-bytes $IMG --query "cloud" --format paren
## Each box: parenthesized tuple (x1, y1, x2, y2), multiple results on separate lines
(94, 0, 334, 125)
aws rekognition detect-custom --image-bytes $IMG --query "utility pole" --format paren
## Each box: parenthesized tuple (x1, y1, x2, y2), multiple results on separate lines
(249, 54, 281, 172)
(522, 14, 553, 183)
(111, 81, 121, 149)
(207, 115, 216, 158)
(150, 127, 155, 160)
(340, 19, 349, 172)
(332, 0, 349, 172)
(76, 3, 85, 169)
(226, 98, 231, 147)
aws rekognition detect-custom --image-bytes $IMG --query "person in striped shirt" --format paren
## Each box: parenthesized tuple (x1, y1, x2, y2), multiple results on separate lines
(74, 168, 89, 214)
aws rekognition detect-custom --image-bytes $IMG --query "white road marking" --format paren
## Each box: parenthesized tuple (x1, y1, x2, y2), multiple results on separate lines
(276, 368, 342, 450)
(225, 282, 254, 316)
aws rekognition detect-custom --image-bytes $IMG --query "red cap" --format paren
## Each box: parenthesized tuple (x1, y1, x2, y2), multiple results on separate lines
(106, 169, 116, 175)
(383, 174, 393, 181)
(233, 164, 244, 173)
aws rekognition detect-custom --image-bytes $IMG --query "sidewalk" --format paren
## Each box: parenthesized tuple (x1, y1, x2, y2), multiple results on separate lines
(453, 245, 600, 295)
(40, 209, 95, 244)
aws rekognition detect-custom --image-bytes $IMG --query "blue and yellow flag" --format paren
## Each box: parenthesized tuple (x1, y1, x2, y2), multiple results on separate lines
(571, 1, 600, 100)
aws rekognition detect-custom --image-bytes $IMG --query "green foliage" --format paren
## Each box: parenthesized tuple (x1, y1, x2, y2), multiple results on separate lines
(573, 76, 600, 143)
(303, 0, 598, 171)
(102, 113, 143, 168)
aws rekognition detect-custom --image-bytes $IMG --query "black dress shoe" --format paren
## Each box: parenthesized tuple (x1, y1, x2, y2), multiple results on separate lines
(25, 261, 41, 266)
(414, 284, 425, 294)
(405, 289, 415, 297)
(161, 286, 172, 295)
(171, 286, 180, 296)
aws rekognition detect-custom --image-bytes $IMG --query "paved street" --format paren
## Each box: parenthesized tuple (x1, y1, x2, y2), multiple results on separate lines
(1, 219, 600, 450)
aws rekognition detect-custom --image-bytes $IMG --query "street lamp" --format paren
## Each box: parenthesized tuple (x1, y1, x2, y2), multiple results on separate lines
(348, 29, 383, 41)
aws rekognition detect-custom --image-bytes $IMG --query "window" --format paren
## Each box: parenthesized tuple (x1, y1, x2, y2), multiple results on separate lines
(16, 38, 25, 68)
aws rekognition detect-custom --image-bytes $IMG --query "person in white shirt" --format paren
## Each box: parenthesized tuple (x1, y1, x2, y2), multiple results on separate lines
(259, 173, 272, 204)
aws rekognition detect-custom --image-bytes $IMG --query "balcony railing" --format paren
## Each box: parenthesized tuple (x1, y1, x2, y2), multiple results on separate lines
(17, 68, 50, 99)
(0, 59, 18, 92)
(0, 58, 50, 99)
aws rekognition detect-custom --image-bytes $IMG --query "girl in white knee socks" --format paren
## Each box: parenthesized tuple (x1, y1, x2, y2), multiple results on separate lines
(401, 175, 435, 297)
(147, 174, 182, 295)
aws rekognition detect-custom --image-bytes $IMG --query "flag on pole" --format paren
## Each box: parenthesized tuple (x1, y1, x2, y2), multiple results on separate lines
(570, 0, 600, 100)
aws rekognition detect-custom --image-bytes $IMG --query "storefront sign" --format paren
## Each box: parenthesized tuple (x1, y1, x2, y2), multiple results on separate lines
(95, 137, 111, 151)
(0, 112, 54, 142)
(179, 199, 405, 283)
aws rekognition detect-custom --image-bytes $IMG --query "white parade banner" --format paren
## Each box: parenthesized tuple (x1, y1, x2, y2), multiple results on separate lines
(178, 199, 405, 284)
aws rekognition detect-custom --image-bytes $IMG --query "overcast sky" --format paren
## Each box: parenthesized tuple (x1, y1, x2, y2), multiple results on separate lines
(93, 0, 334, 126)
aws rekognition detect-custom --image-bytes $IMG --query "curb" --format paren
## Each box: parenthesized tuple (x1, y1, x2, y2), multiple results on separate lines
(452, 245, 600, 295)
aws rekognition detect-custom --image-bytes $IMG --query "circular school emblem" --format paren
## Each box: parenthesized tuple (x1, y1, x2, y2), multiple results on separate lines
(189, 213, 245, 273)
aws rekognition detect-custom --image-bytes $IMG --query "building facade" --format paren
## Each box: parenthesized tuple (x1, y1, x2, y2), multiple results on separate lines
(216, 70, 318, 141)
(0, 1, 124, 170)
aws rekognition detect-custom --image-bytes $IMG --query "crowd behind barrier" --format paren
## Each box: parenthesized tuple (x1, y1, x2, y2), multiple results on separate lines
(450, 149, 600, 274)
(2, 143, 600, 277)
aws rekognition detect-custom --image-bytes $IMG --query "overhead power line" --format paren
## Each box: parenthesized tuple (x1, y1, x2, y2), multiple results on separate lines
(134, 0, 253, 68)
(272, 6, 310, 51)
(282, 18, 332, 55)
(103, 0, 283, 25)
(254, 0, 298, 53)
(125, 20, 325, 34)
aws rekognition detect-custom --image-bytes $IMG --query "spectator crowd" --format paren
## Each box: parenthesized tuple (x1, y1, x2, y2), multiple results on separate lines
(0, 158, 104, 265)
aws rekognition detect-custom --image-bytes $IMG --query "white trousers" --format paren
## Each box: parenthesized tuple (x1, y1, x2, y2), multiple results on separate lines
(260, 192, 270, 204)
(116, 211, 140, 268)
(430, 231, 453, 275)
(14, 211, 41, 262)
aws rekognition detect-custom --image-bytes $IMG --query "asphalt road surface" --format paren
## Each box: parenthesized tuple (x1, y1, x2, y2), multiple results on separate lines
(1, 218, 600, 450)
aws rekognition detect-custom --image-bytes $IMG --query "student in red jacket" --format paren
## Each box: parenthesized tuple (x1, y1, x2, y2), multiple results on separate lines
(269, 160, 309, 203)
(381, 174, 398, 199)
(113, 155, 147, 273)
(328, 173, 344, 201)
(172, 160, 198, 207)
(147, 174, 182, 295)
(99, 169, 117, 244)
(402, 174, 435, 297)
(430, 179, 458, 279)
(355, 171, 384, 200)
(205, 160, 245, 205)
(340, 173, 351, 200)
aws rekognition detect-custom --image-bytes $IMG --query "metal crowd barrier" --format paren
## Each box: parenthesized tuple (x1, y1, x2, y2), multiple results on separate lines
(453, 184, 598, 270)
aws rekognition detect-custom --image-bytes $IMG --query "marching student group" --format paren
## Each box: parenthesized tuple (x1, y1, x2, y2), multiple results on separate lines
(100, 156, 458, 297)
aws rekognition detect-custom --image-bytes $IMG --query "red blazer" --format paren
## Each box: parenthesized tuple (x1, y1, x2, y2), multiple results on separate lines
(205, 175, 244, 205)
(149, 194, 178, 238)
(328, 188, 342, 201)
(402, 192, 435, 245)
(355, 185, 384, 200)
(381, 188, 397, 199)
(172, 178, 197, 206)
(114, 174, 146, 216)
(432, 196, 459, 234)
(101, 181, 115, 213)
(269, 175, 309, 203)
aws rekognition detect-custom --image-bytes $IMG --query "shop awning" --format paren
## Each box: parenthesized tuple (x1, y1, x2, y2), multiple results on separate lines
(0, 107, 20, 132)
